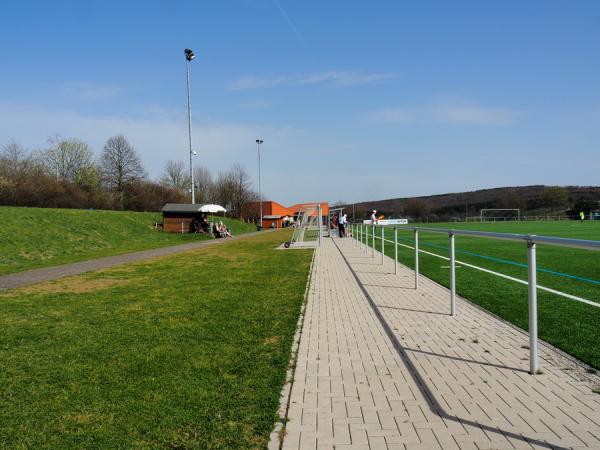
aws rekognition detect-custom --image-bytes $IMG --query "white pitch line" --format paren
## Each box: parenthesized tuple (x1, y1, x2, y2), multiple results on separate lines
(369, 234, 600, 308)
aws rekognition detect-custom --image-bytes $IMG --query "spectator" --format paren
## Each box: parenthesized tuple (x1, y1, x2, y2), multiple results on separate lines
(200, 215, 210, 233)
(370, 210, 378, 225)
(219, 221, 232, 237)
(331, 213, 339, 230)
(213, 223, 222, 238)
(339, 213, 347, 238)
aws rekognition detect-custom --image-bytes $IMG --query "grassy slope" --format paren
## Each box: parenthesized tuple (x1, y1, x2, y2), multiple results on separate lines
(0, 206, 256, 276)
(0, 230, 312, 449)
(359, 221, 600, 368)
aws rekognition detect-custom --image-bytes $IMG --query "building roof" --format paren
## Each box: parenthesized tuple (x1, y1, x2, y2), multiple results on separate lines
(288, 202, 330, 215)
(161, 203, 205, 213)
(245, 200, 294, 217)
(263, 214, 287, 219)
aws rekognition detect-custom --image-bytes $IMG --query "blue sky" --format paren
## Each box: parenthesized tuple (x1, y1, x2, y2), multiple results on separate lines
(1, 0, 599, 204)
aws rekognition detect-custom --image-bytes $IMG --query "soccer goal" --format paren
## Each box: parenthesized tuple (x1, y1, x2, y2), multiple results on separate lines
(480, 208, 520, 222)
(286, 203, 324, 248)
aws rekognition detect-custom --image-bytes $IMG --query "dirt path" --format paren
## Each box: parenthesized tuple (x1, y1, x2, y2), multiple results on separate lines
(0, 230, 270, 290)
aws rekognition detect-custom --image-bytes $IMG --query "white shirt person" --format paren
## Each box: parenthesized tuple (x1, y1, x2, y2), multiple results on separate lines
(370, 210, 378, 224)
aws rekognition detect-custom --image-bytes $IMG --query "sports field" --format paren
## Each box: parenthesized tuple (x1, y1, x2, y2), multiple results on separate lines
(358, 221, 600, 369)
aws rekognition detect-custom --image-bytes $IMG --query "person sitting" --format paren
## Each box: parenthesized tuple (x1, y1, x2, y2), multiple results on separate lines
(200, 215, 210, 233)
(191, 218, 202, 233)
(219, 221, 232, 238)
(212, 223, 222, 238)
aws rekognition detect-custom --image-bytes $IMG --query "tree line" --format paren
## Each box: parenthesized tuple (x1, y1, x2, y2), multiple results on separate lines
(343, 185, 599, 222)
(0, 136, 258, 216)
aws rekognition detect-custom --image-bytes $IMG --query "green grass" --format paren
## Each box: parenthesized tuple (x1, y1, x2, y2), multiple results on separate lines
(0, 206, 256, 276)
(0, 230, 312, 449)
(356, 220, 600, 369)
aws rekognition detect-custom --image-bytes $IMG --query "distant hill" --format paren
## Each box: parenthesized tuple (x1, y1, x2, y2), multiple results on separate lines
(343, 185, 600, 221)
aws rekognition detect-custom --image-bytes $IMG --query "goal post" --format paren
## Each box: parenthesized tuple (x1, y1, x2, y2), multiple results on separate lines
(287, 203, 324, 247)
(480, 208, 520, 222)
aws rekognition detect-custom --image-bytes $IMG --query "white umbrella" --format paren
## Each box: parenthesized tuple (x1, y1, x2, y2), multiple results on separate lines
(199, 204, 227, 213)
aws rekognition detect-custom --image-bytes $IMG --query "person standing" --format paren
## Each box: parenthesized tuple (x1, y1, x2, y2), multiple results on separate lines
(580, 211, 585, 223)
(370, 209, 378, 225)
(339, 213, 347, 238)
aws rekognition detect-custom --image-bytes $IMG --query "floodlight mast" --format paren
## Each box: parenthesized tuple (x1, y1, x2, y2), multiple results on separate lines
(184, 48, 196, 204)
(256, 139, 264, 228)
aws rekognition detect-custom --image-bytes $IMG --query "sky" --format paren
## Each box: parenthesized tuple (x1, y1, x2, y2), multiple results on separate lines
(1, 0, 599, 205)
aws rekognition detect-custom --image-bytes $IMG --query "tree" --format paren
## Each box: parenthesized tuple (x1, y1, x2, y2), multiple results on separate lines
(42, 137, 95, 183)
(212, 164, 256, 217)
(161, 160, 190, 192)
(539, 186, 568, 210)
(100, 135, 146, 192)
(0, 141, 29, 179)
(404, 198, 431, 220)
(228, 164, 255, 218)
(499, 189, 526, 210)
(193, 165, 214, 204)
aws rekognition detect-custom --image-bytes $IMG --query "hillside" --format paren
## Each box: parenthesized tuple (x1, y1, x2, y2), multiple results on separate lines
(346, 185, 600, 221)
(0, 207, 256, 275)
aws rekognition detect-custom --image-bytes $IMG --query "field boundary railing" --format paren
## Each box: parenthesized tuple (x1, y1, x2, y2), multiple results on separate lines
(349, 223, 600, 375)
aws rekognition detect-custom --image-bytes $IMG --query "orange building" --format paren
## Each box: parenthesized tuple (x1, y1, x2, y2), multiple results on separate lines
(288, 202, 330, 217)
(244, 200, 294, 229)
(244, 200, 330, 229)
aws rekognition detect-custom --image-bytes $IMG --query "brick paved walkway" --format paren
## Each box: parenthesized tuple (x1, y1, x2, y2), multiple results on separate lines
(281, 238, 600, 450)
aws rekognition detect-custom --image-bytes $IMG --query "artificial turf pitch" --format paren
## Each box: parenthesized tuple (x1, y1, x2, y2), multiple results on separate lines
(357, 220, 600, 369)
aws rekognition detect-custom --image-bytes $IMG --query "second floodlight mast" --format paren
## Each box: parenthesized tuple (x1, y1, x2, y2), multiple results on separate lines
(256, 139, 264, 229)
(184, 48, 196, 204)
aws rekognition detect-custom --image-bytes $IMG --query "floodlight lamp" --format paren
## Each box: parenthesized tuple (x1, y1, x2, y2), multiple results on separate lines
(184, 48, 195, 61)
(256, 139, 263, 144)
(192, 151, 197, 156)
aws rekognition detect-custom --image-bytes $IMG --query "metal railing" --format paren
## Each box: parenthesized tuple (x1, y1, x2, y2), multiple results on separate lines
(348, 223, 600, 375)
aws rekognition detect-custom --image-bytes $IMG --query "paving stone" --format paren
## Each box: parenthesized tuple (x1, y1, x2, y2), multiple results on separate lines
(279, 238, 600, 449)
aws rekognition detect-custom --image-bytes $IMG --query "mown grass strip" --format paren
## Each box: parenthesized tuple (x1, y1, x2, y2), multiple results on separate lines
(0, 230, 312, 449)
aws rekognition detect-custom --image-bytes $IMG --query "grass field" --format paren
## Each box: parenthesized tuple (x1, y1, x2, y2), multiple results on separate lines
(0, 206, 256, 276)
(0, 230, 312, 449)
(356, 220, 600, 369)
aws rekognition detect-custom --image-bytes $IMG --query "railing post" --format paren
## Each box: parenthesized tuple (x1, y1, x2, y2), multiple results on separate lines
(449, 231, 456, 316)
(381, 226, 385, 265)
(527, 239, 539, 374)
(394, 226, 398, 275)
(363, 224, 367, 252)
(372, 225, 375, 258)
(361, 224, 364, 251)
(414, 228, 419, 289)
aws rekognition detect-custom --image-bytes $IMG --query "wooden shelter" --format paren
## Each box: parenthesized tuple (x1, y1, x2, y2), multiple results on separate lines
(161, 203, 211, 233)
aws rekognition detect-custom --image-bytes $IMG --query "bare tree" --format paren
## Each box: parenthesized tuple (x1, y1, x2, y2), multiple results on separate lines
(211, 164, 256, 217)
(0, 141, 29, 179)
(193, 165, 214, 204)
(42, 137, 95, 183)
(161, 160, 190, 192)
(229, 163, 254, 218)
(100, 135, 145, 191)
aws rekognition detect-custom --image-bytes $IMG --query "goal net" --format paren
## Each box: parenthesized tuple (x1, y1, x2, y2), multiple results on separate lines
(480, 209, 520, 222)
(288, 204, 324, 248)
